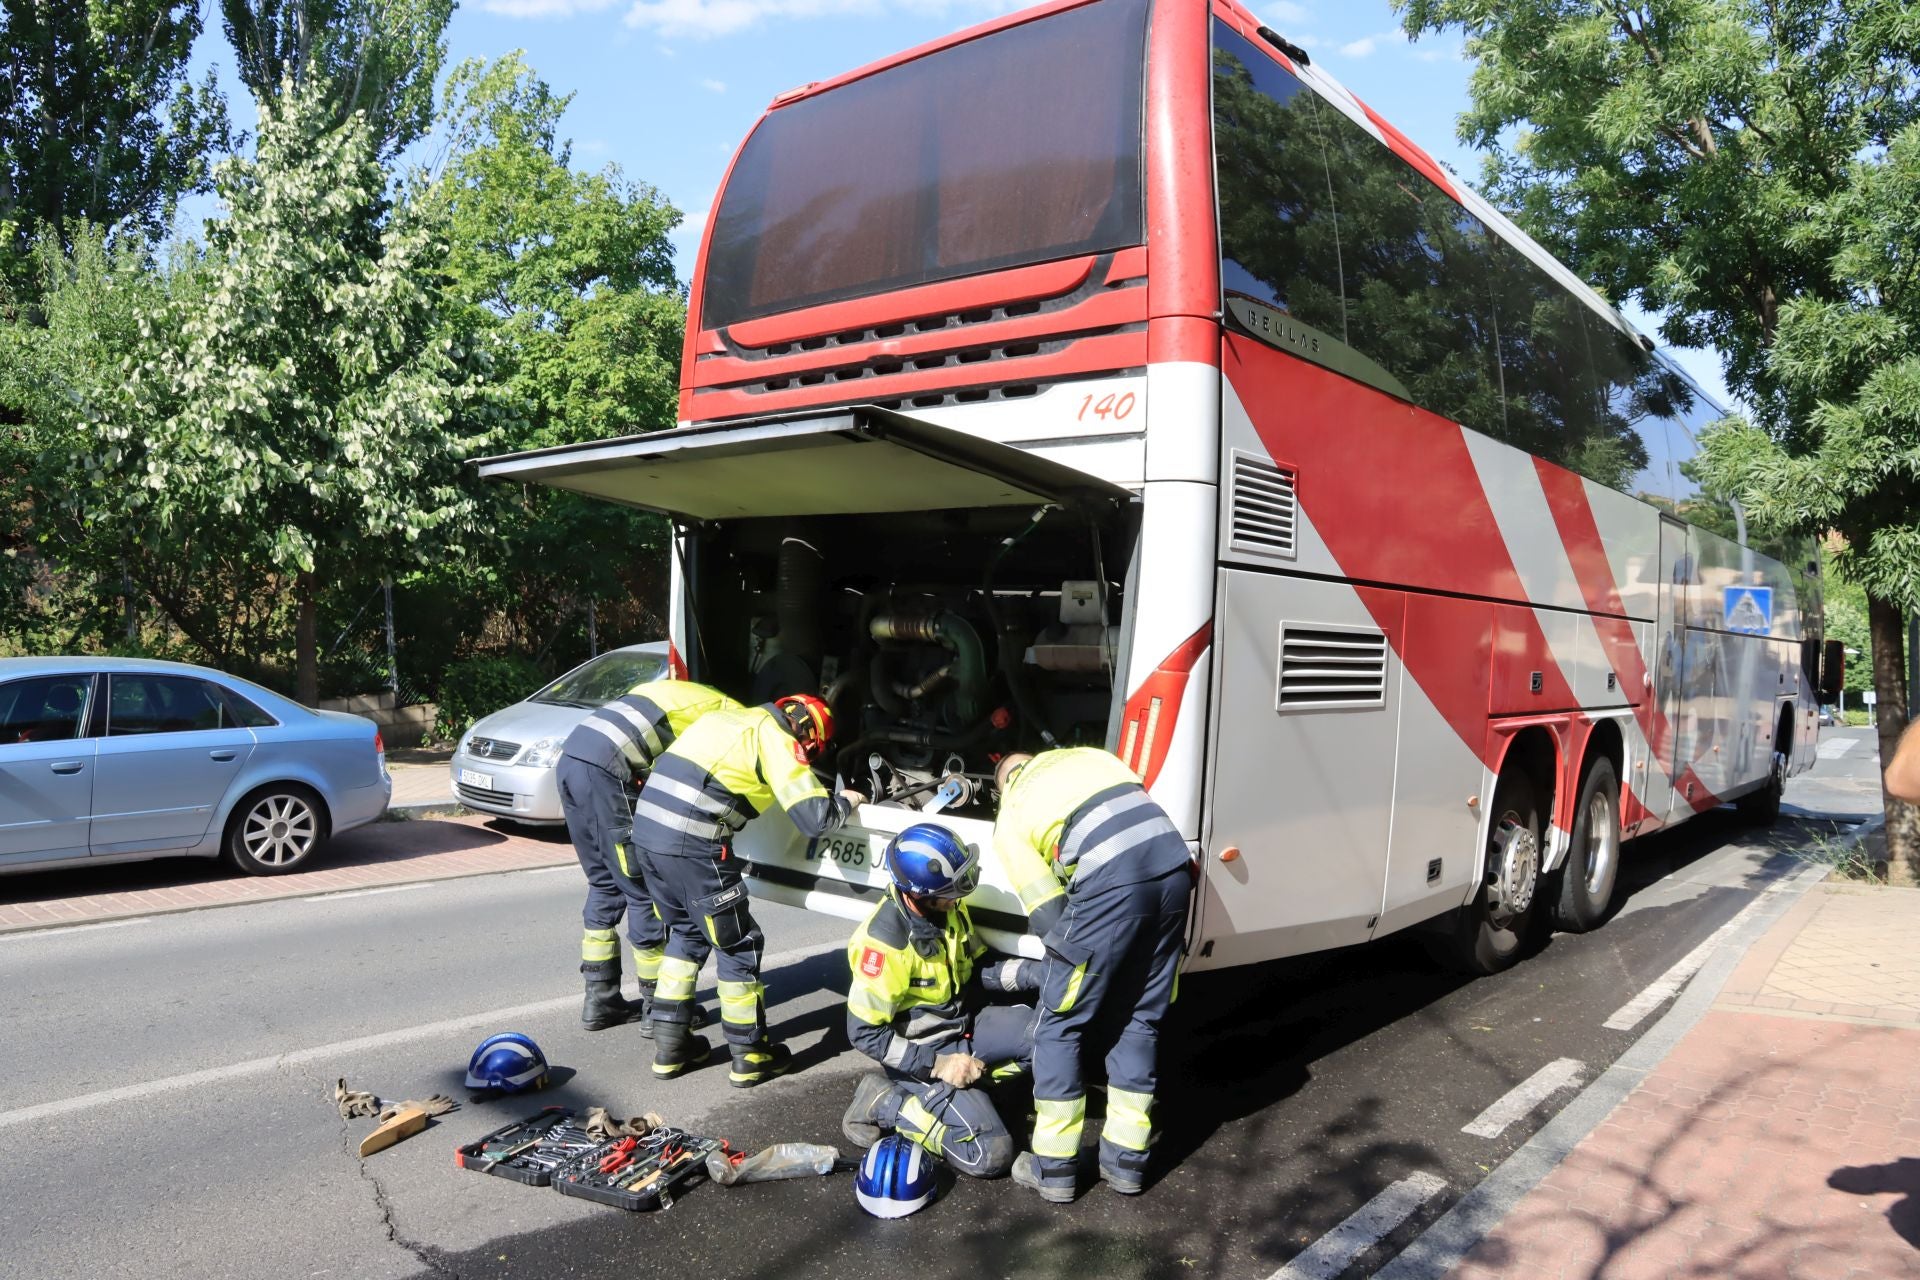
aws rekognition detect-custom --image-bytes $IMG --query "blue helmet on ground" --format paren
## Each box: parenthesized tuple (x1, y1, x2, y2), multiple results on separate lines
(465, 1032, 548, 1093)
(855, 1134, 937, 1218)
(882, 822, 978, 900)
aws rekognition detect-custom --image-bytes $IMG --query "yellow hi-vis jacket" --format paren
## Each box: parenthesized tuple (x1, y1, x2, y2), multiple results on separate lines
(992, 747, 1191, 936)
(559, 678, 739, 779)
(845, 889, 1031, 1079)
(631, 703, 850, 859)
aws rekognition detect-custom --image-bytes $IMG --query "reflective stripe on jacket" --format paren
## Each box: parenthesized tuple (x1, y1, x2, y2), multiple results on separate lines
(845, 890, 983, 1079)
(631, 703, 848, 859)
(560, 679, 738, 778)
(992, 748, 1191, 924)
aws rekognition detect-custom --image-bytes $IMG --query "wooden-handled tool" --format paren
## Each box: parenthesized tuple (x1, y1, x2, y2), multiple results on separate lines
(358, 1106, 429, 1157)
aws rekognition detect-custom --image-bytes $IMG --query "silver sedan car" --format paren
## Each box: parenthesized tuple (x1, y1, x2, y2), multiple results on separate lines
(449, 642, 668, 824)
(0, 657, 392, 876)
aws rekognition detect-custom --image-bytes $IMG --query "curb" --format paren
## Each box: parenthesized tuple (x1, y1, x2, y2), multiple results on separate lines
(1376, 816, 1884, 1280)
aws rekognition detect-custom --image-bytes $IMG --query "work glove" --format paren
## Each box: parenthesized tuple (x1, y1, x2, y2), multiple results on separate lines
(381, 1094, 458, 1122)
(335, 1078, 458, 1121)
(840, 789, 867, 808)
(585, 1106, 665, 1140)
(931, 1053, 986, 1089)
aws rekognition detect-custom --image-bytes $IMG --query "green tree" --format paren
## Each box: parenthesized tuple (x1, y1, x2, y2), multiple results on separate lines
(91, 80, 491, 704)
(220, 0, 452, 158)
(0, 2, 228, 294)
(425, 54, 686, 660)
(1396, 0, 1920, 871)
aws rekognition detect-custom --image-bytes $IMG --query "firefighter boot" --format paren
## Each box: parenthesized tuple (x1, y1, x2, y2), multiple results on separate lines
(728, 1039, 792, 1089)
(580, 961, 642, 1031)
(650, 1015, 712, 1079)
(1011, 1152, 1078, 1204)
(633, 982, 710, 1040)
(840, 1072, 902, 1149)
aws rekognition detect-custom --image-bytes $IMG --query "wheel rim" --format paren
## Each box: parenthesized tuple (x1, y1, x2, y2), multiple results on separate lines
(242, 794, 317, 866)
(1487, 809, 1540, 926)
(1584, 789, 1619, 897)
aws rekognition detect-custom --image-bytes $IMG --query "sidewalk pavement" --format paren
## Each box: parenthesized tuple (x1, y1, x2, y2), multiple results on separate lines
(0, 815, 576, 933)
(388, 761, 457, 810)
(1453, 877, 1920, 1279)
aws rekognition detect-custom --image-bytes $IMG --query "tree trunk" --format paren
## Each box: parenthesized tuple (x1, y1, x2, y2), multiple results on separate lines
(296, 571, 319, 708)
(1868, 594, 1919, 882)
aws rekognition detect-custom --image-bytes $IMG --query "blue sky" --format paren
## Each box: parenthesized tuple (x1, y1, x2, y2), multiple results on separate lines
(185, 0, 1732, 403)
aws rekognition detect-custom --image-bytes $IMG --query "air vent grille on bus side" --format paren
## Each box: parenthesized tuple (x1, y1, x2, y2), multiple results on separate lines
(1230, 451, 1298, 559)
(1276, 625, 1389, 710)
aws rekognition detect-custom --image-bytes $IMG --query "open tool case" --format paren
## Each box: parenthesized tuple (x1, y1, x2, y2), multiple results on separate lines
(552, 1128, 725, 1212)
(454, 1107, 595, 1187)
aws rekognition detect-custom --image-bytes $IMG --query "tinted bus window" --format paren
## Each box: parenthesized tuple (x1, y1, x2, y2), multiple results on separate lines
(703, 0, 1149, 328)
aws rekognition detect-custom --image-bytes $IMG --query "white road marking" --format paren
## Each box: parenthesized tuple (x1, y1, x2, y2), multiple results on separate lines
(302, 883, 430, 901)
(0, 917, 153, 942)
(515, 865, 574, 876)
(1462, 1059, 1584, 1138)
(1603, 866, 1818, 1031)
(1816, 738, 1858, 760)
(0, 938, 843, 1131)
(1271, 1172, 1448, 1280)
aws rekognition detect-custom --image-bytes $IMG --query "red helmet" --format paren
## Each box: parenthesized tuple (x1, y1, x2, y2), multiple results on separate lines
(776, 694, 835, 764)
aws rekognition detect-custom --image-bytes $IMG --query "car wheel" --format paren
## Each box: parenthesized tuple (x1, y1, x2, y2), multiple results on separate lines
(1548, 756, 1622, 934)
(223, 785, 330, 875)
(1424, 770, 1542, 976)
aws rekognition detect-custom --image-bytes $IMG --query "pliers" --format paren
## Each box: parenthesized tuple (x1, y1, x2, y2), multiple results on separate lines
(596, 1136, 640, 1176)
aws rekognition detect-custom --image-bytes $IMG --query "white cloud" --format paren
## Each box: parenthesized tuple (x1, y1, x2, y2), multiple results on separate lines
(478, 0, 618, 16)
(1261, 2, 1312, 25)
(701, 77, 727, 92)
(623, 0, 1020, 40)
(1338, 29, 1406, 59)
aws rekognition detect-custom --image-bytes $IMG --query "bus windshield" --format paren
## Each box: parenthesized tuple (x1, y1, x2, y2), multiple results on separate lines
(700, 0, 1149, 330)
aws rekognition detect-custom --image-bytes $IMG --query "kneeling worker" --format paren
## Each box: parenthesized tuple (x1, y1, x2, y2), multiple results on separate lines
(841, 822, 1038, 1178)
(556, 677, 738, 1031)
(992, 748, 1195, 1203)
(633, 694, 862, 1086)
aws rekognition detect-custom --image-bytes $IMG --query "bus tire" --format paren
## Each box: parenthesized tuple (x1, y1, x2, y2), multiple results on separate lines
(1425, 770, 1541, 976)
(1736, 752, 1785, 828)
(1548, 756, 1621, 934)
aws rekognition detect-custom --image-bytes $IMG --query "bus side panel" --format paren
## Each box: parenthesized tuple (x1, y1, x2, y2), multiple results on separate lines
(1199, 568, 1394, 967)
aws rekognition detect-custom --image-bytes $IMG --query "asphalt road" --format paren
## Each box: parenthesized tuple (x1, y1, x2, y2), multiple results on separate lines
(0, 727, 1884, 1280)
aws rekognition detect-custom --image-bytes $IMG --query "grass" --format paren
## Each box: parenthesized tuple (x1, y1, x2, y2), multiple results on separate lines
(1790, 825, 1885, 883)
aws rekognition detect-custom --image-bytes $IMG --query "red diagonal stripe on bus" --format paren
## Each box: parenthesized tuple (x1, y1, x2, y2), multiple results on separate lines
(1123, 621, 1211, 790)
(1232, 340, 1575, 767)
(1531, 459, 1718, 812)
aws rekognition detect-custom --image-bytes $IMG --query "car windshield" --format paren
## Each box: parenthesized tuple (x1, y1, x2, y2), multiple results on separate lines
(531, 652, 668, 708)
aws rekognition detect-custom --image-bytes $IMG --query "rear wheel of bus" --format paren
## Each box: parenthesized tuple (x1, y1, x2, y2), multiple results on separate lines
(1426, 770, 1542, 976)
(1548, 755, 1622, 934)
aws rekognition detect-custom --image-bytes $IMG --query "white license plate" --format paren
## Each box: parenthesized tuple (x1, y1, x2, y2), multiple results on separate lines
(458, 769, 494, 789)
(807, 832, 873, 870)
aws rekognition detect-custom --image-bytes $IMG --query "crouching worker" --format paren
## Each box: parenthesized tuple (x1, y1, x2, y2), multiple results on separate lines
(841, 823, 1038, 1179)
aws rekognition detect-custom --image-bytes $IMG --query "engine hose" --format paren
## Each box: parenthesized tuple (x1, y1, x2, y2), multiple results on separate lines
(776, 527, 824, 679)
(833, 716, 996, 774)
(980, 507, 1060, 748)
(868, 608, 987, 725)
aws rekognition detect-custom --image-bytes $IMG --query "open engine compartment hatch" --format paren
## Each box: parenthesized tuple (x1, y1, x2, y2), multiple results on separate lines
(472, 407, 1133, 520)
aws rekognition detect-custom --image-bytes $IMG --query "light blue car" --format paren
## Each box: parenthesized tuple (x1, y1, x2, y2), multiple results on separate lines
(0, 657, 391, 876)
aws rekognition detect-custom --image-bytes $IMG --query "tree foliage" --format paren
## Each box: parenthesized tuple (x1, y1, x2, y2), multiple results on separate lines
(0, 2, 228, 293)
(220, 0, 452, 158)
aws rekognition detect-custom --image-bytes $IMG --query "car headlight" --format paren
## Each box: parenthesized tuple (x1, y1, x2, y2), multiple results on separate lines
(522, 737, 562, 768)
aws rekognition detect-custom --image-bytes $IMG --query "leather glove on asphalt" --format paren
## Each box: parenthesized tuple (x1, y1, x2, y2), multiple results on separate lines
(931, 1053, 986, 1089)
(381, 1094, 458, 1122)
(585, 1107, 665, 1140)
(336, 1079, 381, 1120)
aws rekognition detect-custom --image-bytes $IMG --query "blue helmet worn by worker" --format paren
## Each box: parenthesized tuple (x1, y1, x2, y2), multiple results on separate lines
(855, 1133, 938, 1218)
(882, 822, 979, 901)
(465, 1032, 549, 1093)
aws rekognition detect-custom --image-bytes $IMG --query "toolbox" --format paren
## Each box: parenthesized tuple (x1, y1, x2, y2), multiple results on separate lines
(454, 1107, 597, 1187)
(551, 1128, 725, 1212)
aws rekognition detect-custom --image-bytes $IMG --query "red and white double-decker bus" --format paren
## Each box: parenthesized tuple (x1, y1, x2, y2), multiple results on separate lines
(480, 0, 1827, 974)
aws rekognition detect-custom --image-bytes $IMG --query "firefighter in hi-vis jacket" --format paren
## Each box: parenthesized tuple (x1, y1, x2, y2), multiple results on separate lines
(555, 679, 739, 1032)
(991, 748, 1195, 1203)
(839, 822, 1039, 1179)
(630, 694, 862, 1087)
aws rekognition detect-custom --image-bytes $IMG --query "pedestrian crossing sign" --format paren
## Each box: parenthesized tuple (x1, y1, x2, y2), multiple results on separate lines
(1723, 586, 1773, 635)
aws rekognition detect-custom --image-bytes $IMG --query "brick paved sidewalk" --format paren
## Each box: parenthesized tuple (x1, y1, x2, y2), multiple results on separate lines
(1454, 882, 1920, 1280)
(0, 815, 576, 933)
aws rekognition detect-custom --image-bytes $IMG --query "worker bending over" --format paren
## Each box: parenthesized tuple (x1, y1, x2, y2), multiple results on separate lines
(992, 748, 1195, 1203)
(633, 695, 862, 1086)
(841, 823, 1038, 1178)
(556, 678, 738, 1031)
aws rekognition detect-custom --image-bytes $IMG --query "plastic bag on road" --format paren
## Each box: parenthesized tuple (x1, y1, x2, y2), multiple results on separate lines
(705, 1142, 841, 1186)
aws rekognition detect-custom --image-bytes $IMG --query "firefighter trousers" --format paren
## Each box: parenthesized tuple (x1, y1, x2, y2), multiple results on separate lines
(556, 754, 663, 979)
(1030, 866, 1191, 1188)
(881, 1004, 1033, 1178)
(640, 847, 767, 1046)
